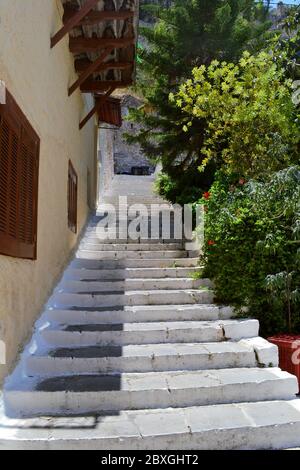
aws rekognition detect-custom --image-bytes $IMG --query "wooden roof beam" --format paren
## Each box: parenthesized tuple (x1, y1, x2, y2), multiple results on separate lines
(68, 47, 114, 96)
(69, 37, 135, 53)
(79, 87, 115, 130)
(51, 0, 99, 48)
(80, 80, 132, 93)
(63, 7, 135, 26)
(75, 59, 133, 73)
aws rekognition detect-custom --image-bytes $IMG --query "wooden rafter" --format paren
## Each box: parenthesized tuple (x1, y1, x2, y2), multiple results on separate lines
(68, 47, 114, 96)
(75, 59, 133, 73)
(69, 37, 135, 53)
(80, 80, 132, 93)
(63, 7, 135, 26)
(79, 87, 115, 130)
(51, 0, 99, 48)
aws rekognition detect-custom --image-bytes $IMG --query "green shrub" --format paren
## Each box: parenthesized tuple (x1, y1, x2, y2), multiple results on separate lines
(201, 166, 300, 336)
(155, 162, 215, 204)
(173, 51, 299, 179)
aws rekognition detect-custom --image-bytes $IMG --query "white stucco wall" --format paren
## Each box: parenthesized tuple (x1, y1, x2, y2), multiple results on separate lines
(0, 0, 97, 383)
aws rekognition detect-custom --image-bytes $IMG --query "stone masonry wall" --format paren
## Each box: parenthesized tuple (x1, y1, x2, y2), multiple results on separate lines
(113, 94, 155, 174)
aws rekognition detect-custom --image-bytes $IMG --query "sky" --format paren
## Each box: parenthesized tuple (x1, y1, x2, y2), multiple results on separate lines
(265, 1, 300, 4)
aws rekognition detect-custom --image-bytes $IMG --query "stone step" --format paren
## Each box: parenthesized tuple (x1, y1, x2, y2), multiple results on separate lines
(62, 266, 202, 281)
(86, 224, 179, 234)
(46, 304, 234, 325)
(96, 203, 174, 207)
(95, 213, 175, 219)
(85, 224, 180, 233)
(25, 340, 261, 376)
(80, 237, 184, 244)
(40, 319, 259, 347)
(87, 224, 179, 233)
(70, 257, 199, 269)
(78, 243, 184, 252)
(4, 368, 297, 418)
(85, 235, 185, 242)
(2, 400, 300, 449)
(93, 212, 178, 221)
(75, 250, 189, 260)
(56, 278, 212, 293)
(98, 198, 168, 205)
(98, 203, 170, 209)
(49, 289, 215, 309)
(82, 237, 186, 246)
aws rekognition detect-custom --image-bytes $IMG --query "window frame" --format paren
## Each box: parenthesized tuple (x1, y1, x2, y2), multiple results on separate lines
(0, 89, 40, 260)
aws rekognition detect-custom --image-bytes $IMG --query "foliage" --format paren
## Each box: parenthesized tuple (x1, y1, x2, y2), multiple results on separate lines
(271, 5, 300, 80)
(201, 166, 300, 335)
(154, 161, 215, 205)
(125, 0, 272, 203)
(173, 51, 299, 179)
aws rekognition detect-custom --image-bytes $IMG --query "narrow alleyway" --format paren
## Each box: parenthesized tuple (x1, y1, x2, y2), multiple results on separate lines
(1, 175, 300, 450)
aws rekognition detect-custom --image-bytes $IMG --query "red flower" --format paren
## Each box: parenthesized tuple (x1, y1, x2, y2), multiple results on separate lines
(208, 240, 215, 246)
(239, 178, 246, 186)
(203, 191, 211, 200)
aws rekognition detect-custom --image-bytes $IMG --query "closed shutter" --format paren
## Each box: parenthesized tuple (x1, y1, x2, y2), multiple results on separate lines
(68, 160, 78, 234)
(98, 97, 122, 127)
(0, 90, 39, 260)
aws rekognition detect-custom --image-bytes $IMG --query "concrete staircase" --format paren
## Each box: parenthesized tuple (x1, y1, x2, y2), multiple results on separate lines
(1, 178, 300, 450)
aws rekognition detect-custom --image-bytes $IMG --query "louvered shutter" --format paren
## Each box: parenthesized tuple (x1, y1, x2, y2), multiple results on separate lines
(0, 90, 39, 260)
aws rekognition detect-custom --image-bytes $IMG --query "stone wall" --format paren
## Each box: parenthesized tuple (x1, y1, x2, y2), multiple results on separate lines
(113, 94, 155, 175)
(140, 0, 172, 22)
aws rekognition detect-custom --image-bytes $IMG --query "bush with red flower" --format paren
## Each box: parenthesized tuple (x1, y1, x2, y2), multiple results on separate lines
(200, 167, 300, 336)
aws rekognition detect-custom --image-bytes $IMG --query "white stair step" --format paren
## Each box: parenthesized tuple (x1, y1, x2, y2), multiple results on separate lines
(46, 304, 234, 325)
(70, 258, 199, 269)
(50, 289, 215, 308)
(40, 320, 259, 347)
(26, 341, 259, 375)
(62, 267, 202, 281)
(76, 250, 189, 260)
(84, 227, 183, 237)
(56, 278, 212, 293)
(81, 237, 183, 244)
(2, 400, 300, 450)
(92, 214, 177, 223)
(79, 243, 183, 252)
(4, 368, 297, 417)
(89, 214, 177, 220)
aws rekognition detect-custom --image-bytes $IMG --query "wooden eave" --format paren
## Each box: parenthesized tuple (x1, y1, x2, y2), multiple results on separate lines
(52, 0, 139, 128)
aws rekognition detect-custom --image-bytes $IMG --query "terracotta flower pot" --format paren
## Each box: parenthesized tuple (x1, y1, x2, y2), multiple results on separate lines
(268, 334, 300, 394)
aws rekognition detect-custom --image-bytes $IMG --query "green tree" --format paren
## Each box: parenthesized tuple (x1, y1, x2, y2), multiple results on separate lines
(273, 5, 300, 80)
(174, 51, 299, 178)
(126, 0, 272, 202)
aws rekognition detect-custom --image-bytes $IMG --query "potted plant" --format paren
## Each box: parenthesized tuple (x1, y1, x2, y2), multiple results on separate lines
(268, 334, 300, 392)
(266, 271, 300, 393)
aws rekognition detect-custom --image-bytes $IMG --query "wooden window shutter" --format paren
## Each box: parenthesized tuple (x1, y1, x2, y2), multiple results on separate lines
(68, 160, 78, 234)
(0, 90, 39, 260)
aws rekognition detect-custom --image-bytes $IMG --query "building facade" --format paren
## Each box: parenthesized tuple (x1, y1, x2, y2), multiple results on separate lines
(0, 0, 98, 384)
